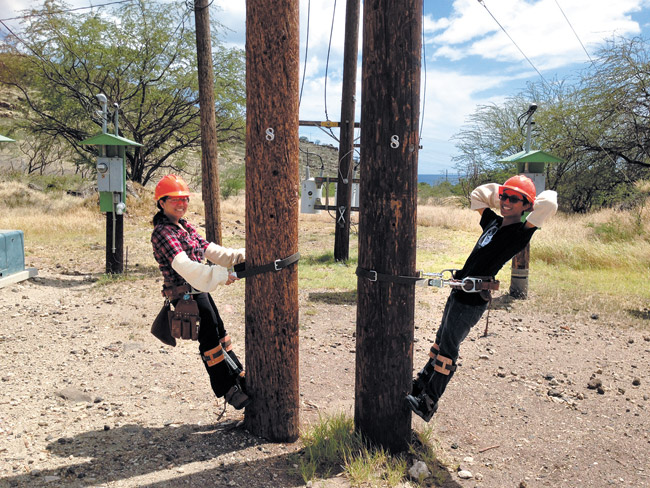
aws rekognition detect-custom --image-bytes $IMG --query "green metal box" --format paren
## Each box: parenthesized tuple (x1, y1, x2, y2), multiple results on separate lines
(0, 230, 25, 277)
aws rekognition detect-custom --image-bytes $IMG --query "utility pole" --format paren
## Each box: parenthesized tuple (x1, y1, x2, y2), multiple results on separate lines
(510, 104, 537, 298)
(355, 0, 421, 452)
(333, 0, 361, 262)
(245, 0, 300, 441)
(194, 0, 222, 244)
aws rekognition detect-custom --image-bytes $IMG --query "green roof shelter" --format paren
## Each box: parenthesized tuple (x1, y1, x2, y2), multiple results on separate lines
(80, 132, 142, 213)
(498, 149, 562, 197)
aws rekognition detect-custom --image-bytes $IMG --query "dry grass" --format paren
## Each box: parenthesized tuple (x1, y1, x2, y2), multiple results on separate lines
(3, 182, 648, 328)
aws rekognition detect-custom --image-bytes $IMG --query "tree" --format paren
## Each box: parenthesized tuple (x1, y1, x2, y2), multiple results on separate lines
(0, 0, 245, 185)
(451, 36, 650, 212)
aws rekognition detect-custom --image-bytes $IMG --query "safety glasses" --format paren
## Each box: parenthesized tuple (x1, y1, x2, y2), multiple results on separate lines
(498, 193, 526, 204)
(167, 196, 189, 204)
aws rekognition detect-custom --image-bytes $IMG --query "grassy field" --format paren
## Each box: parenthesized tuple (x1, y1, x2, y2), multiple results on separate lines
(1, 177, 648, 330)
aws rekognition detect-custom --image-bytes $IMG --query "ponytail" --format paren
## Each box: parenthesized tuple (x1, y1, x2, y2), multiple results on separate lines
(152, 199, 166, 226)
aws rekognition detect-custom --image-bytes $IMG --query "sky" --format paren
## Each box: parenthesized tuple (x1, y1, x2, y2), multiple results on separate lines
(2, 0, 650, 174)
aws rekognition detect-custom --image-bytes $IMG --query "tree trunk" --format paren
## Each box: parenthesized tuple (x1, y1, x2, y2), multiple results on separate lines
(355, 0, 421, 453)
(244, 0, 300, 442)
(194, 0, 222, 244)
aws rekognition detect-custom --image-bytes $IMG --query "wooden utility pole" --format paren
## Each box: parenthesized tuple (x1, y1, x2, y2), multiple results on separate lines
(333, 0, 361, 262)
(194, 0, 222, 244)
(244, 0, 300, 442)
(355, 0, 422, 453)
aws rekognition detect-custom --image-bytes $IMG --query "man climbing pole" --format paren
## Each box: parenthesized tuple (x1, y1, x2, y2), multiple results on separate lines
(406, 174, 558, 421)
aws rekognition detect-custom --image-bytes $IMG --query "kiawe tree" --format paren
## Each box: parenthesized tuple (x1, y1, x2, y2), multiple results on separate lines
(0, 0, 245, 185)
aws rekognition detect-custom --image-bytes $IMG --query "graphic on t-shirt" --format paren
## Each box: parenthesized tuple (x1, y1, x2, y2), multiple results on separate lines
(477, 223, 498, 248)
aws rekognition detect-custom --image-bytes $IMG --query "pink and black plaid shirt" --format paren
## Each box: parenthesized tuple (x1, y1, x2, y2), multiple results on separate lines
(151, 216, 209, 285)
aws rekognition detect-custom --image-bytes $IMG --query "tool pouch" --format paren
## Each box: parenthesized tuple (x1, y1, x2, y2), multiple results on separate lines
(170, 295, 200, 340)
(151, 300, 176, 347)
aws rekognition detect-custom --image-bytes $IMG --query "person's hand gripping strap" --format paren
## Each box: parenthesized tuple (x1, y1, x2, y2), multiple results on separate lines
(171, 251, 228, 292)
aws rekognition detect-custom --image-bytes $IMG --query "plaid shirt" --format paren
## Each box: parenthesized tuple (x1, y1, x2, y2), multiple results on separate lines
(151, 215, 210, 285)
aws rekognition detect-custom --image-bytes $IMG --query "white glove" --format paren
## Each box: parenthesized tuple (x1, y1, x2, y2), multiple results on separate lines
(526, 190, 558, 228)
(470, 183, 500, 210)
(171, 251, 229, 292)
(204, 243, 245, 268)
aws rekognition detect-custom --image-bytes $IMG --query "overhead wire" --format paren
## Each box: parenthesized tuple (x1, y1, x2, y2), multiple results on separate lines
(476, 0, 552, 90)
(0, 0, 134, 22)
(419, 7, 427, 142)
(553, 0, 593, 64)
(299, 0, 311, 107)
(477, 0, 629, 181)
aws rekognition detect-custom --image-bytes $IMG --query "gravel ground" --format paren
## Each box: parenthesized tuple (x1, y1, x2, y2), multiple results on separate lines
(0, 222, 648, 487)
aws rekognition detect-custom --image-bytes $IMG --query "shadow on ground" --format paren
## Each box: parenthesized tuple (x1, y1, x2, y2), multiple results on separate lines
(308, 291, 356, 305)
(627, 307, 650, 320)
(1, 422, 304, 488)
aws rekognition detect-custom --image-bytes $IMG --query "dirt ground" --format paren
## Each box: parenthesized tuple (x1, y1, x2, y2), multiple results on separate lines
(1, 211, 649, 488)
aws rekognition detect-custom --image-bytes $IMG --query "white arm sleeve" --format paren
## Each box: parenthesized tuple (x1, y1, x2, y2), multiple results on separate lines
(204, 242, 246, 268)
(171, 251, 228, 292)
(470, 183, 501, 210)
(526, 190, 558, 228)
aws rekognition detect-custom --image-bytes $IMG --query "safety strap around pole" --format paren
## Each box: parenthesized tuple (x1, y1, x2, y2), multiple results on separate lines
(234, 252, 300, 278)
(355, 267, 422, 285)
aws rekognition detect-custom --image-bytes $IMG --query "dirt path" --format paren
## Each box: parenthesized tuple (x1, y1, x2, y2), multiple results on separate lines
(0, 264, 648, 487)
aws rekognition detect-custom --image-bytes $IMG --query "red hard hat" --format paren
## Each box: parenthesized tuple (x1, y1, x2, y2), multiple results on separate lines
(155, 174, 190, 201)
(500, 175, 536, 204)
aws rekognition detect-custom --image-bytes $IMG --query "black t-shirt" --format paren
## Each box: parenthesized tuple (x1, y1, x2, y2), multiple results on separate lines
(454, 209, 537, 305)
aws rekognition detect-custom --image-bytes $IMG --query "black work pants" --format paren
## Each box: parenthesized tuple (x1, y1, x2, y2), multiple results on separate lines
(194, 292, 244, 398)
(423, 290, 488, 403)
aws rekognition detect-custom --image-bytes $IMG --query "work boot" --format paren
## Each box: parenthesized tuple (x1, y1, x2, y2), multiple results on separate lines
(225, 384, 250, 410)
(406, 392, 438, 422)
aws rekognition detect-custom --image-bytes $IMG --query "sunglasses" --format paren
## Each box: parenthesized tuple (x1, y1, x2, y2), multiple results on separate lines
(167, 196, 189, 204)
(499, 193, 527, 204)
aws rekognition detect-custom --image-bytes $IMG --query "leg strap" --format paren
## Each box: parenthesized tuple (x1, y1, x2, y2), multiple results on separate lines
(434, 353, 456, 376)
(220, 335, 233, 352)
(202, 345, 225, 367)
(428, 342, 440, 359)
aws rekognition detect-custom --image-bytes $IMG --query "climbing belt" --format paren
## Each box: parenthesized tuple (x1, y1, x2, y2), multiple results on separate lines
(356, 267, 499, 293)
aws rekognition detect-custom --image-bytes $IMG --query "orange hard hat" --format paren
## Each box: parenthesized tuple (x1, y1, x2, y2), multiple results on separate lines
(500, 174, 536, 204)
(155, 174, 190, 201)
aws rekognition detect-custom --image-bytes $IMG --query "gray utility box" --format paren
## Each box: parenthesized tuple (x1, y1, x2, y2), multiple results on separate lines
(97, 156, 124, 193)
(0, 230, 25, 278)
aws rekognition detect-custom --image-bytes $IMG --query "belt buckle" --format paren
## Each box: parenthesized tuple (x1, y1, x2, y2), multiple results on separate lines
(461, 277, 482, 292)
(368, 270, 377, 282)
(274, 259, 282, 271)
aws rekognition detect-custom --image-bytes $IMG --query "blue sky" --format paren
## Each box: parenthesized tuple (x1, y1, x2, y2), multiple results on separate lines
(2, 0, 650, 174)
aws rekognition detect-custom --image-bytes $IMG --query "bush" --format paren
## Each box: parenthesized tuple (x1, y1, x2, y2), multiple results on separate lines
(220, 164, 245, 199)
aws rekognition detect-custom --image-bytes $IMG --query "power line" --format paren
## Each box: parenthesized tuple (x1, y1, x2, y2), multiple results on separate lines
(476, 0, 552, 89)
(476, 0, 629, 181)
(0, 0, 134, 22)
(323, 0, 337, 122)
(553, 0, 594, 64)
(299, 0, 311, 106)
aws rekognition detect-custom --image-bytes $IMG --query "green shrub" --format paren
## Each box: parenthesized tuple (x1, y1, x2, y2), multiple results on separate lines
(220, 164, 245, 199)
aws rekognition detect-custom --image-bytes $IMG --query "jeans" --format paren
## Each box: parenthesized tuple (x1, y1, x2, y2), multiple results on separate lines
(424, 290, 488, 402)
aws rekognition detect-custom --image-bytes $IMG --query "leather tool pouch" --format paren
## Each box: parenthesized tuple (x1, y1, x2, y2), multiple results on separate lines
(151, 300, 176, 347)
(170, 295, 200, 340)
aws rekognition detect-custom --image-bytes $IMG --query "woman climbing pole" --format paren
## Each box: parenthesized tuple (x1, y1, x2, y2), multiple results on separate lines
(407, 174, 558, 421)
(151, 174, 250, 410)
